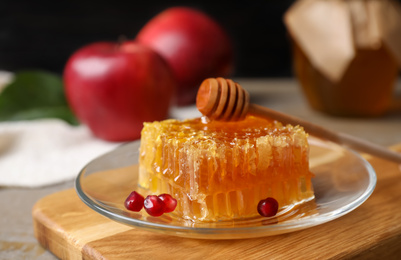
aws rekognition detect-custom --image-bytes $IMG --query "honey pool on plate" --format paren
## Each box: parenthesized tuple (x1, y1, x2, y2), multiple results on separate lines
(139, 116, 315, 222)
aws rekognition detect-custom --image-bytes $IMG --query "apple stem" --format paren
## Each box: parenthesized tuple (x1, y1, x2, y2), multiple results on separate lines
(116, 35, 128, 50)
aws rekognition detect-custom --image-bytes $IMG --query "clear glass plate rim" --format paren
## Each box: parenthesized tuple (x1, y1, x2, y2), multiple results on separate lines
(75, 137, 377, 234)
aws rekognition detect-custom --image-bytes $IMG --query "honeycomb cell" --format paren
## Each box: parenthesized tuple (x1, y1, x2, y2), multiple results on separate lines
(139, 116, 314, 222)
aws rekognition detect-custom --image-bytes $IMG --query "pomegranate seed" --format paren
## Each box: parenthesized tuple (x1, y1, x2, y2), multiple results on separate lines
(257, 197, 279, 217)
(124, 191, 144, 212)
(158, 194, 177, 213)
(144, 195, 165, 217)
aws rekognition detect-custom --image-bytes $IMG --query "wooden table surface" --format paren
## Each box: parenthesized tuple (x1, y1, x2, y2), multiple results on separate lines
(1, 78, 401, 259)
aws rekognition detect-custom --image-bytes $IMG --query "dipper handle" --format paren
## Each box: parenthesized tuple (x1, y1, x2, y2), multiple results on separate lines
(196, 78, 401, 163)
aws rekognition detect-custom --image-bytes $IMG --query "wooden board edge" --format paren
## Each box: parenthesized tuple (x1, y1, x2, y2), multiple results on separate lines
(32, 191, 84, 260)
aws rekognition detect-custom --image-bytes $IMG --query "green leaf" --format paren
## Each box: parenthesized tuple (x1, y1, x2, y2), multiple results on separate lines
(0, 70, 79, 125)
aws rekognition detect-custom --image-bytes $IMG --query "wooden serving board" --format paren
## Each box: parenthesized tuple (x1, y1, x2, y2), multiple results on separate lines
(33, 144, 401, 259)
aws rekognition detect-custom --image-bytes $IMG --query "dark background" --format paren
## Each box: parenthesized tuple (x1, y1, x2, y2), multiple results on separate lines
(0, 0, 296, 78)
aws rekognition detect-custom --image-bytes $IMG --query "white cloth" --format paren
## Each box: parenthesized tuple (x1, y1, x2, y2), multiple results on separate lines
(0, 119, 121, 187)
(0, 107, 200, 188)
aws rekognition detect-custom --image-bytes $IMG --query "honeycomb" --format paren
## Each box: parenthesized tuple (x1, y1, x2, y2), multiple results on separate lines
(139, 116, 314, 222)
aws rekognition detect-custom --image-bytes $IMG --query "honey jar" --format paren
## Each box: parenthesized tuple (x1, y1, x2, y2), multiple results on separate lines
(285, 0, 401, 117)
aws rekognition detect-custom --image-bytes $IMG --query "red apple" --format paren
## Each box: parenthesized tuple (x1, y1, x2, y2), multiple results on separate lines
(136, 7, 234, 106)
(63, 41, 175, 141)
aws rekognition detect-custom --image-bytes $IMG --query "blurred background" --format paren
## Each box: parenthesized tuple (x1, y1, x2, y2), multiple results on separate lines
(0, 0, 295, 78)
(2, 3, 401, 259)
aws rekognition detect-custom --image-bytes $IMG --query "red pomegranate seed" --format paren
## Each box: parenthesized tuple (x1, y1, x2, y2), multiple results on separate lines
(124, 191, 145, 212)
(144, 195, 166, 217)
(257, 197, 279, 217)
(158, 194, 177, 213)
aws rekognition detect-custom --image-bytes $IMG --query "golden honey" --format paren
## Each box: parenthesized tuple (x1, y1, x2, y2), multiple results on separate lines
(292, 40, 398, 117)
(139, 116, 314, 222)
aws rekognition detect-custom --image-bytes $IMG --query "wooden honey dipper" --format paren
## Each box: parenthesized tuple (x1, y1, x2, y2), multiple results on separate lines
(196, 77, 401, 164)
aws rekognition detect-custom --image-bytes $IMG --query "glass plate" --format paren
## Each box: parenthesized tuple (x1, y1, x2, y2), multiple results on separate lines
(75, 137, 376, 239)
